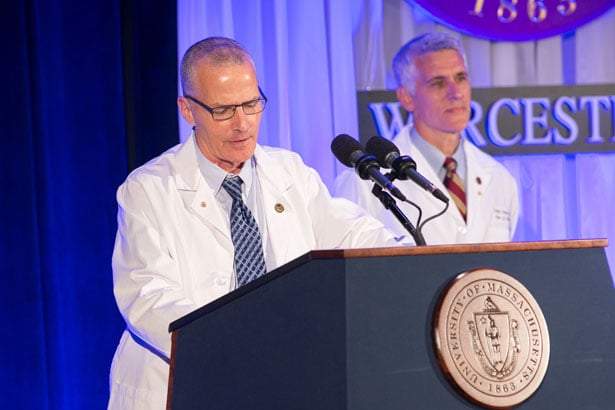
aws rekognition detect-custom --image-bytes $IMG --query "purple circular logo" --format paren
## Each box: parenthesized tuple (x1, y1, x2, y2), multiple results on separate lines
(409, 0, 615, 41)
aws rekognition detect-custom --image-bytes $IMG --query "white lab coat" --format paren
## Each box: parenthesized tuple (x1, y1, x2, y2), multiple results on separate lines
(108, 136, 399, 409)
(333, 126, 519, 245)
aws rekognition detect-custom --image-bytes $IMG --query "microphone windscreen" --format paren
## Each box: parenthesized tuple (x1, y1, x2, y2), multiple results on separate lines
(366, 136, 399, 167)
(331, 134, 364, 167)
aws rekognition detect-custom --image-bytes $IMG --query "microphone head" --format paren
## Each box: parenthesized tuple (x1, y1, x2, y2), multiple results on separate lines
(366, 136, 400, 168)
(331, 134, 364, 167)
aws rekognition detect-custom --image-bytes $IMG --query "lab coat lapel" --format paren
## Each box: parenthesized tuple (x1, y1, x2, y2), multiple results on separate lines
(464, 143, 494, 234)
(171, 137, 230, 239)
(252, 146, 294, 266)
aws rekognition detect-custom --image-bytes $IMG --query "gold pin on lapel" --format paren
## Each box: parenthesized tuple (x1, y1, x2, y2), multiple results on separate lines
(274, 203, 285, 213)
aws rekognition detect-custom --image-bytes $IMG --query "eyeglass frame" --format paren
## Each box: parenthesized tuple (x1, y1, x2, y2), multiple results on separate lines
(184, 86, 268, 121)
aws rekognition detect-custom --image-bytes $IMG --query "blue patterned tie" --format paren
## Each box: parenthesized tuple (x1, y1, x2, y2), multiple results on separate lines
(222, 176, 267, 286)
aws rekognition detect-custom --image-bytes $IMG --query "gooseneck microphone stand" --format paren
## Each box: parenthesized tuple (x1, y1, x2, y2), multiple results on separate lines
(371, 171, 427, 246)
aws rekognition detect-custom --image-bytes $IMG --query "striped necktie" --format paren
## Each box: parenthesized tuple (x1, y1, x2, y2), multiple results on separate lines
(222, 176, 267, 286)
(443, 157, 467, 221)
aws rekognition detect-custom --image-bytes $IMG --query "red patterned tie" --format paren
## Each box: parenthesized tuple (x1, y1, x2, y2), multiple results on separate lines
(443, 157, 467, 221)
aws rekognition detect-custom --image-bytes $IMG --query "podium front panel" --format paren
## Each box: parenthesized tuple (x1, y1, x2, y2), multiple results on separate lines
(344, 246, 614, 409)
(170, 258, 349, 409)
(169, 243, 614, 409)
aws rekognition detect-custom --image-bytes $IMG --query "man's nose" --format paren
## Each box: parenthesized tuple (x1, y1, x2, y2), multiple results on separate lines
(447, 81, 463, 99)
(231, 107, 249, 131)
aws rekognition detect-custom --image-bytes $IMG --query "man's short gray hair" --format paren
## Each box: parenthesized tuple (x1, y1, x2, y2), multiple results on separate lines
(180, 37, 255, 95)
(392, 32, 468, 94)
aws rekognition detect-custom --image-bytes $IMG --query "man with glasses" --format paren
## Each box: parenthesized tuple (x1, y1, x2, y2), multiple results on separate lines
(108, 37, 400, 409)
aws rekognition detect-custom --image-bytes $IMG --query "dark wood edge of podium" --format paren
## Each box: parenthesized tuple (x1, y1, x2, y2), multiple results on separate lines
(166, 331, 178, 410)
(309, 238, 608, 259)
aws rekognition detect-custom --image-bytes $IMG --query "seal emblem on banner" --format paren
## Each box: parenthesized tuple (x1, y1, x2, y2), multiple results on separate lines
(433, 268, 550, 409)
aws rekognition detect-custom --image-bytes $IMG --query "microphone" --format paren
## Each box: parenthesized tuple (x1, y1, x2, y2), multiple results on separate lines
(331, 134, 407, 202)
(366, 136, 449, 204)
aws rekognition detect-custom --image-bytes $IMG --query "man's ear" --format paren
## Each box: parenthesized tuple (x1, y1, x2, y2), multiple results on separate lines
(396, 87, 415, 112)
(177, 96, 196, 126)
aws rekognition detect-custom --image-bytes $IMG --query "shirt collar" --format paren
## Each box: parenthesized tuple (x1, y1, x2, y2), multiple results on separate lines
(410, 127, 467, 182)
(410, 127, 446, 175)
(194, 132, 256, 195)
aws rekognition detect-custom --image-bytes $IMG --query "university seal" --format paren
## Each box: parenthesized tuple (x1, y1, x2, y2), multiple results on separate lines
(433, 268, 550, 409)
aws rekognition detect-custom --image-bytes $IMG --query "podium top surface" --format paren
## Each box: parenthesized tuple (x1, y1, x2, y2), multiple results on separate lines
(309, 238, 608, 259)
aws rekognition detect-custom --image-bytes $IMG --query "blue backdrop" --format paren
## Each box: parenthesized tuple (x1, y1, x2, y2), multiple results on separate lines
(1, 1, 176, 408)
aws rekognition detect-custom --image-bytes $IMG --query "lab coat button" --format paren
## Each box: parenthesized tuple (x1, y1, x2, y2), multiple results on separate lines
(274, 203, 284, 213)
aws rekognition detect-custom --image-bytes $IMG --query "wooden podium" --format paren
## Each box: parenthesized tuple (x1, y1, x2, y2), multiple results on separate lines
(167, 240, 614, 409)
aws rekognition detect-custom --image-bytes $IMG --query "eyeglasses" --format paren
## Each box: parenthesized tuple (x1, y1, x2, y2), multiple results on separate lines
(184, 87, 268, 121)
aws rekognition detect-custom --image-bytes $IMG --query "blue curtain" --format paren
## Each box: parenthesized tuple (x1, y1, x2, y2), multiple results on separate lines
(1, 1, 176, 408)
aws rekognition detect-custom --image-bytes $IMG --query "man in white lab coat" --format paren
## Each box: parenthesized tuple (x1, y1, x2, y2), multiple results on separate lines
(334, 32, 519, 245)
(108, 37, 399, 409)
